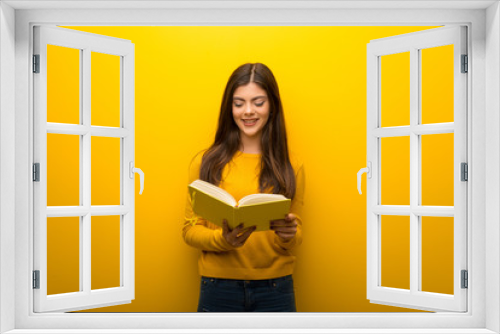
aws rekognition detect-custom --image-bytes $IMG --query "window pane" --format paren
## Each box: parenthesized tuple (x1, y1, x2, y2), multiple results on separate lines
(421, 216, 454, 295)
(91, 215, 121, 290)
(421, 133, 454, 206)
(91, 136, 121, 205)
(381, 52, 410, 127)
(47, 217, 80, 295)
(421, 44, 454, 124)
(381, 136, 410, 205)
(47, 44, 80, 124)
(91, 52, 121, 127)
(47, 133, 80, 206)
(381, 215, 410, 290)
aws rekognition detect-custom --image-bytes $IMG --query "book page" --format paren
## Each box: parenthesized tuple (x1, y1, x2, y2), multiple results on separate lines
(190, 180, 237, 206)
(238, 193, 288, 207)
(237, 199, 291, 231)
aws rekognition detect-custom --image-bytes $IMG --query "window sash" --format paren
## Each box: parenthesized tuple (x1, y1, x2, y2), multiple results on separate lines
(32, 25, 136, 313)
(366, 26, 468, 312)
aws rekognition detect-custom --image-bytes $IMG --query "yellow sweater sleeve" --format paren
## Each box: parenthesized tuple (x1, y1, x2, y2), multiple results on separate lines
(182, 151, 236, 252)
(274, 160, 305, 251)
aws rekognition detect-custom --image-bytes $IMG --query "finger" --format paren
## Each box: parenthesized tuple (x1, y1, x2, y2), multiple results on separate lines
(270, 219, 285, 227)
(285, 213, 296, 222)
(238, 226, 257, 242)
(272, 226, 297, 233)
(271, 220, 297, 228)
(230, 223, 242, 233)
(222, 220, 229, 234)
(242, 225, 256, 233)
(277, 231, 296, 239)
(232, 223, 247, 237)
(236, 225, 255, 237)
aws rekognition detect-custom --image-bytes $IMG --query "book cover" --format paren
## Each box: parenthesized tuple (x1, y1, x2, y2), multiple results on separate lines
(188, 183, 291, 231)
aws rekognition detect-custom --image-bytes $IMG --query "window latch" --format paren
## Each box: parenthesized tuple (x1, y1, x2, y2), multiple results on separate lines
(357, 162, 372, 195)
(129, 162, 145, 195)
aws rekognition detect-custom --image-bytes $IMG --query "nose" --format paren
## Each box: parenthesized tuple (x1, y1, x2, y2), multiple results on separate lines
(244, 104, 255, 115)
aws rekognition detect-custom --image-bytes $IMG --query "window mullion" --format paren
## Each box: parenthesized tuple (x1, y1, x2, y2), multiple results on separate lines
(82, 47, 91, 294)
(410, 47, 420, 295)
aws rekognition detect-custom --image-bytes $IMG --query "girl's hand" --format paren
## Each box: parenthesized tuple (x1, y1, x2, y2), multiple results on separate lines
(270, 213, 298, 242)
(222, 220, 256, 248)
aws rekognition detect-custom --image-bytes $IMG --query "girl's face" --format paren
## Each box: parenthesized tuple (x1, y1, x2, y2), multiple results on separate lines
(232, 82, 270, 141)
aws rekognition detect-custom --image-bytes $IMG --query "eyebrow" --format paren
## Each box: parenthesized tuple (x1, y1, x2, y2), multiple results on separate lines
(233, 96, 267, 101)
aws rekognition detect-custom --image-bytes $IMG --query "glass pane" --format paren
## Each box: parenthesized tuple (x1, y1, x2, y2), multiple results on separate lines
(47, 44, 80, 124)
(421, 44, 454, 124)
(91, 52, 121, 127)
(91, 137, 121, 206)
(421, 216, 454, 295)
(47, 217, 80, 295)
(381, 51, 410, 127)
(91, 216, 121, 290)
(381, 215, 410, 290)
(381, 136, 410, 205)
(47, 133, 79, 206)
(421, 133, 454, 206)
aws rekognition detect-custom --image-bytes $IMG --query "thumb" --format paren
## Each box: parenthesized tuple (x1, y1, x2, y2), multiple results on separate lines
(222, 219, 229, 235)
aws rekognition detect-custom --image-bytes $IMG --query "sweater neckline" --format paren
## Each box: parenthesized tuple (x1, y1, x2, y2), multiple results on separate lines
(236, 150, 261, 158)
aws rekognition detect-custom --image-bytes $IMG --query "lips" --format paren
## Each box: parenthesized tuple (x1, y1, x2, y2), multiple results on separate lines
(242, 119, 258, 125)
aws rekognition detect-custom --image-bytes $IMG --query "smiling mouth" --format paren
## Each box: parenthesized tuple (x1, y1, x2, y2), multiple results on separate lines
(243, 119, 258, 125)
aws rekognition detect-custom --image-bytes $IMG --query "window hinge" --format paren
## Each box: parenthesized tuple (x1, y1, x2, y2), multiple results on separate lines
(33, 163, 40, 182)
(461, 162, 468, 181)
(33, 270, 40, 289)
(461, 270, 468, 289)
(461, 54, 468, 73)
(33, 54, 40, 73)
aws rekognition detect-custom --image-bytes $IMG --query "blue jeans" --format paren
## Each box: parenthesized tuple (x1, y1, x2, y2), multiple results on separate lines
(197, 275, 297, 312)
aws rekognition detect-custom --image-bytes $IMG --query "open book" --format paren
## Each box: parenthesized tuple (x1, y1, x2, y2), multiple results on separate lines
(188, 179, 291, 231)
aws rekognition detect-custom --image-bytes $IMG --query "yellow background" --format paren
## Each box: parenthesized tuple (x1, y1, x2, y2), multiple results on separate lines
(45, 26, 455, 312)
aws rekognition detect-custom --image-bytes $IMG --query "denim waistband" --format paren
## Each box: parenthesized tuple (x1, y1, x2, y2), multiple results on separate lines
(201, 275, 292, 288)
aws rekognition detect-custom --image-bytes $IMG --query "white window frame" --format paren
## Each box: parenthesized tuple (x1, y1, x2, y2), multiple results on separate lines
(1, 1, 498, 333)
(366, 26, 468, 312)
(33, 25, 136, 313)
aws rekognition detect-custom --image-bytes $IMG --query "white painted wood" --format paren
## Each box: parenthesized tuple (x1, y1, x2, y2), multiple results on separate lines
(372, 205, 455, 216)
(0, 2, 17, 333)
(372, 124, 454, 138)
(0, 330, 498, 334)
(366, 26, 468, 312)
(2, 0, 497, 10)
(33, 25, 135, 312)
(46, 123, 130, 137)
(46, 206, 131, 217)
(485, 3, 500, 333)
(82, 45, 92, 302)
(9, 5, 488, 333)
(409, 44, 420, 300)
(121, 43, 135, 299)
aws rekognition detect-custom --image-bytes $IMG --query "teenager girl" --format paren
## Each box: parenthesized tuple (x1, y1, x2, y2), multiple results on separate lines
(182, 63, 305, 312)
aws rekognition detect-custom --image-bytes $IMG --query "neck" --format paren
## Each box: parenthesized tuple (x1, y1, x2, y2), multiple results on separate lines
(239, 134, 262, 154)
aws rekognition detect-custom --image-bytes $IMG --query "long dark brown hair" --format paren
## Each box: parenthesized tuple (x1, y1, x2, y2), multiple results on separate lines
(199, 63, 296, 199)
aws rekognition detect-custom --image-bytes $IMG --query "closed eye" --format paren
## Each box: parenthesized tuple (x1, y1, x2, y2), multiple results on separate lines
(234, 101, 265, 107)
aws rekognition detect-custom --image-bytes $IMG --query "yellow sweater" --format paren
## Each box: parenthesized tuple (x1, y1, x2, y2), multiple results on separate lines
(182, 150, 305, 280)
